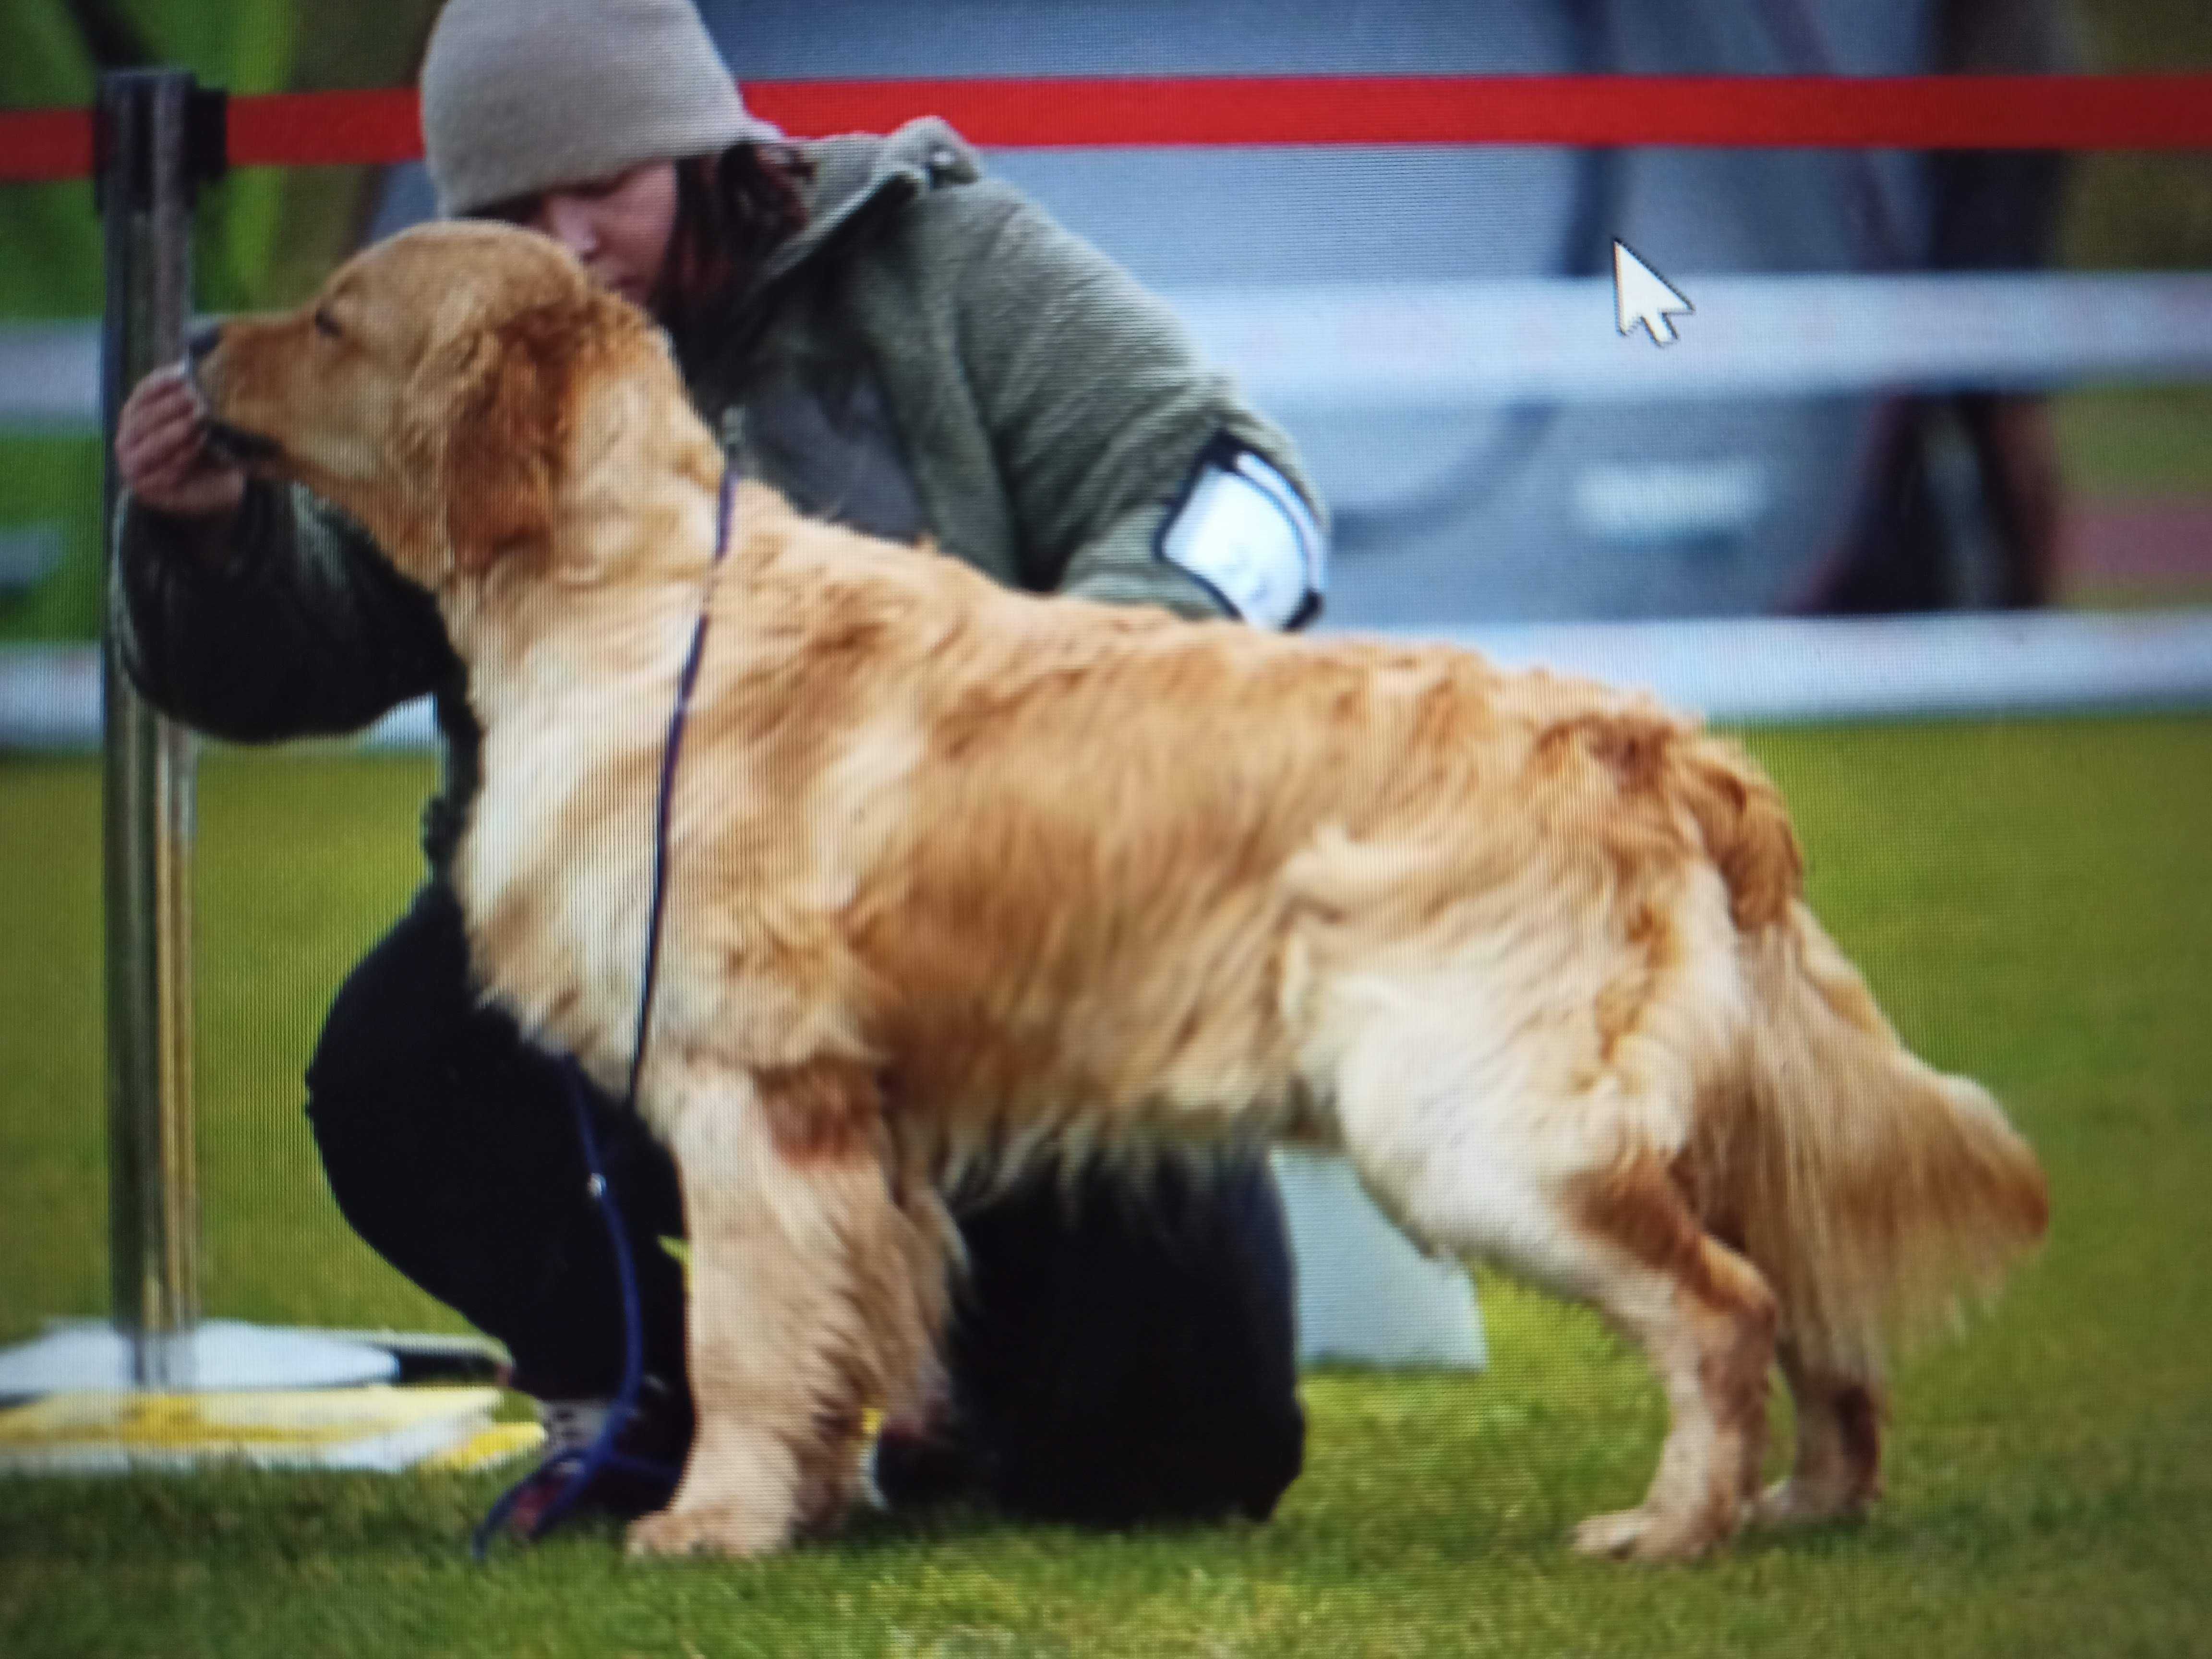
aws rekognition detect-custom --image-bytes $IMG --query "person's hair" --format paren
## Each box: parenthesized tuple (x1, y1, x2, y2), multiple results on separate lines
(652, 140, 817, 353)
(473, 140, 816, 352)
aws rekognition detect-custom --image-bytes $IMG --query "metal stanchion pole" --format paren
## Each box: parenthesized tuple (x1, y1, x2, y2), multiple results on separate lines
(11, 68, 429, 1415)
(95, 69, 225, 1392)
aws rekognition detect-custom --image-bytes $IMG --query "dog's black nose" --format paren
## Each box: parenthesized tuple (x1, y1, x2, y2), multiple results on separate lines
(187, 321, 221, 363)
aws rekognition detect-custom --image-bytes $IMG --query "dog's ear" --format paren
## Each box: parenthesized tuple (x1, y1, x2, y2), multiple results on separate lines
(439, 303, 583, 573)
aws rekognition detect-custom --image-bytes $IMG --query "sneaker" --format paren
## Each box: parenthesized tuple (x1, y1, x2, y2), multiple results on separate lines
(503, 1389, 688, 1539)
(866, 1419, 981, 1511)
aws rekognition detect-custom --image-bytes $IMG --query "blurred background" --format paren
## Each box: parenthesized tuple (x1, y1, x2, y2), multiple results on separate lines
(3, 0, 2211, 642)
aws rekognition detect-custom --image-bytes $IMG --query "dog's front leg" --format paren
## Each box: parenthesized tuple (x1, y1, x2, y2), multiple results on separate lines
(628, 1057, 935, 1560)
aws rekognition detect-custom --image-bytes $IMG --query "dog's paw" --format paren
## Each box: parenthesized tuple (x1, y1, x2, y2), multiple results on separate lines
(626, 1502, 791, 1561)
(1571, 1506, 1725, 1564)
(1748, 1477, 1873, 1531)
(1572, 1506, 1654, 1560)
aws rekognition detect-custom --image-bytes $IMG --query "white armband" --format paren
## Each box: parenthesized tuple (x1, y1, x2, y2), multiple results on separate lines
(1157, 439, 1325, 630)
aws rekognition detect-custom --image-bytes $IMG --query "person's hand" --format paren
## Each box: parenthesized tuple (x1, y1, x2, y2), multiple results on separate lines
(115, 364, 246, 525)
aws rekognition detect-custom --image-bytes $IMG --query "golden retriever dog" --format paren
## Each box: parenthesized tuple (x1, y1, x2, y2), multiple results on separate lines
(190, 222, 2047, 1563)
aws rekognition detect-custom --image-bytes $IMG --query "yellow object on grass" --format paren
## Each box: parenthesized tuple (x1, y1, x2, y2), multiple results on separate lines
(0, 1385, 508, 1474)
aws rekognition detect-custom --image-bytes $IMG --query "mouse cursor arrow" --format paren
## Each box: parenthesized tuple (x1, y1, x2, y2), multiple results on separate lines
(1613, 240, 1693, 347)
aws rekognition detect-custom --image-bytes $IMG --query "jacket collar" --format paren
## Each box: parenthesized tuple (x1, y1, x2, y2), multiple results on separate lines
(678, 119, 980, 415)
(760, 117, 981, 293)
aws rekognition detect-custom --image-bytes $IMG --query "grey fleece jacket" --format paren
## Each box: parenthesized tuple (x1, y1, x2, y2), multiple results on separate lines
(110, 119, 1324, 874)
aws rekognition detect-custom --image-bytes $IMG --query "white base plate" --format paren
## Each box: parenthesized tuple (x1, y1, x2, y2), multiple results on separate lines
(0, 1319, 399, 1396)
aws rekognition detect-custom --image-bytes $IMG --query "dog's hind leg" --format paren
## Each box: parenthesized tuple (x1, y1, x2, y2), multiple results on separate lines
(627, 1058, 942, 1559)
(1552, 1153, 1778, 1562)
(1751, 1340, 1884, 1528)
(1339, 1054, 1776, 1563)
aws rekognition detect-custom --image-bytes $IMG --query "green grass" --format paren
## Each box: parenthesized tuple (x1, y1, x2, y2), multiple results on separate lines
(0, 435, 107, 645)
(2053, 384, 2212, 499)
(3, 717, 2211, 1657)
(0, 745, 451, 1340)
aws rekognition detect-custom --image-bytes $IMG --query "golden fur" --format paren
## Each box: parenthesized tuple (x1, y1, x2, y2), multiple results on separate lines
(197, 223, 2048, 1563)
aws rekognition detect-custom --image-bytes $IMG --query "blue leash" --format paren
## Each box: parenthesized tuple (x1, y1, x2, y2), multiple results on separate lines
(473, 465, 740, 1559)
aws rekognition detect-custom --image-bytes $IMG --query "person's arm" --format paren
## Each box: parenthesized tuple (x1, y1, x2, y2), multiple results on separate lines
(108, 367, 455, 743)
(112, 488, 455, 742)
(948, 184, 1327, 625)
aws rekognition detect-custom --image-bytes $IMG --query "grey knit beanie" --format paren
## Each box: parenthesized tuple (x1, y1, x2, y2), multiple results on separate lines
(421, 0, 783, 217)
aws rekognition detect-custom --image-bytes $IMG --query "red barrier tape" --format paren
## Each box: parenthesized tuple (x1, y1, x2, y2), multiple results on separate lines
(2, 107, 94, 181)
(5, 74, 2212, 184)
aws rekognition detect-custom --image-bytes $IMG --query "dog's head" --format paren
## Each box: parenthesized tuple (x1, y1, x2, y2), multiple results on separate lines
(192, 221, 661, 592)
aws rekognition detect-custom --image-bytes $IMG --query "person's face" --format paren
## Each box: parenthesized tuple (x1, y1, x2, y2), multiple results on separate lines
(512, 160, 680, 309)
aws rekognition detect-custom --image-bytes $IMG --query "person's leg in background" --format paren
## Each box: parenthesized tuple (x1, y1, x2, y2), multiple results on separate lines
(302, 882, 693, 1518)
(891, 1153, 1306, 1526)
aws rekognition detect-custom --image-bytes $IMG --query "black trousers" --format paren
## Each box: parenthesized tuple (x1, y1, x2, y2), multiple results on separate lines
(304, 885, 1304, 1523)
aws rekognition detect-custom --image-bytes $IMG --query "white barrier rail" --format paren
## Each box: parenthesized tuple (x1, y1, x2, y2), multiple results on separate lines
(1166, 272, 2212, 411)
(7, 608, 2211, 752)
(6, 273, 2212, 430)
(1428, 607, 2212, 725)
(0, 324, 104, 428)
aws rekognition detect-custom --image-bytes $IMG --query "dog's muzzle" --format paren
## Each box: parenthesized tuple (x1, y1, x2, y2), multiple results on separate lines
(184, 323, 282, 467)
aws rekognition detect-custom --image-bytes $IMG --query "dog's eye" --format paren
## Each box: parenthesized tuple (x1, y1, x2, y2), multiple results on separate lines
(313, 309, 342, 340)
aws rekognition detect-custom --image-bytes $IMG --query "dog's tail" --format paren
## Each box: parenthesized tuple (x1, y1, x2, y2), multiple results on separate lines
(1677, 738, 2048, 1383)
